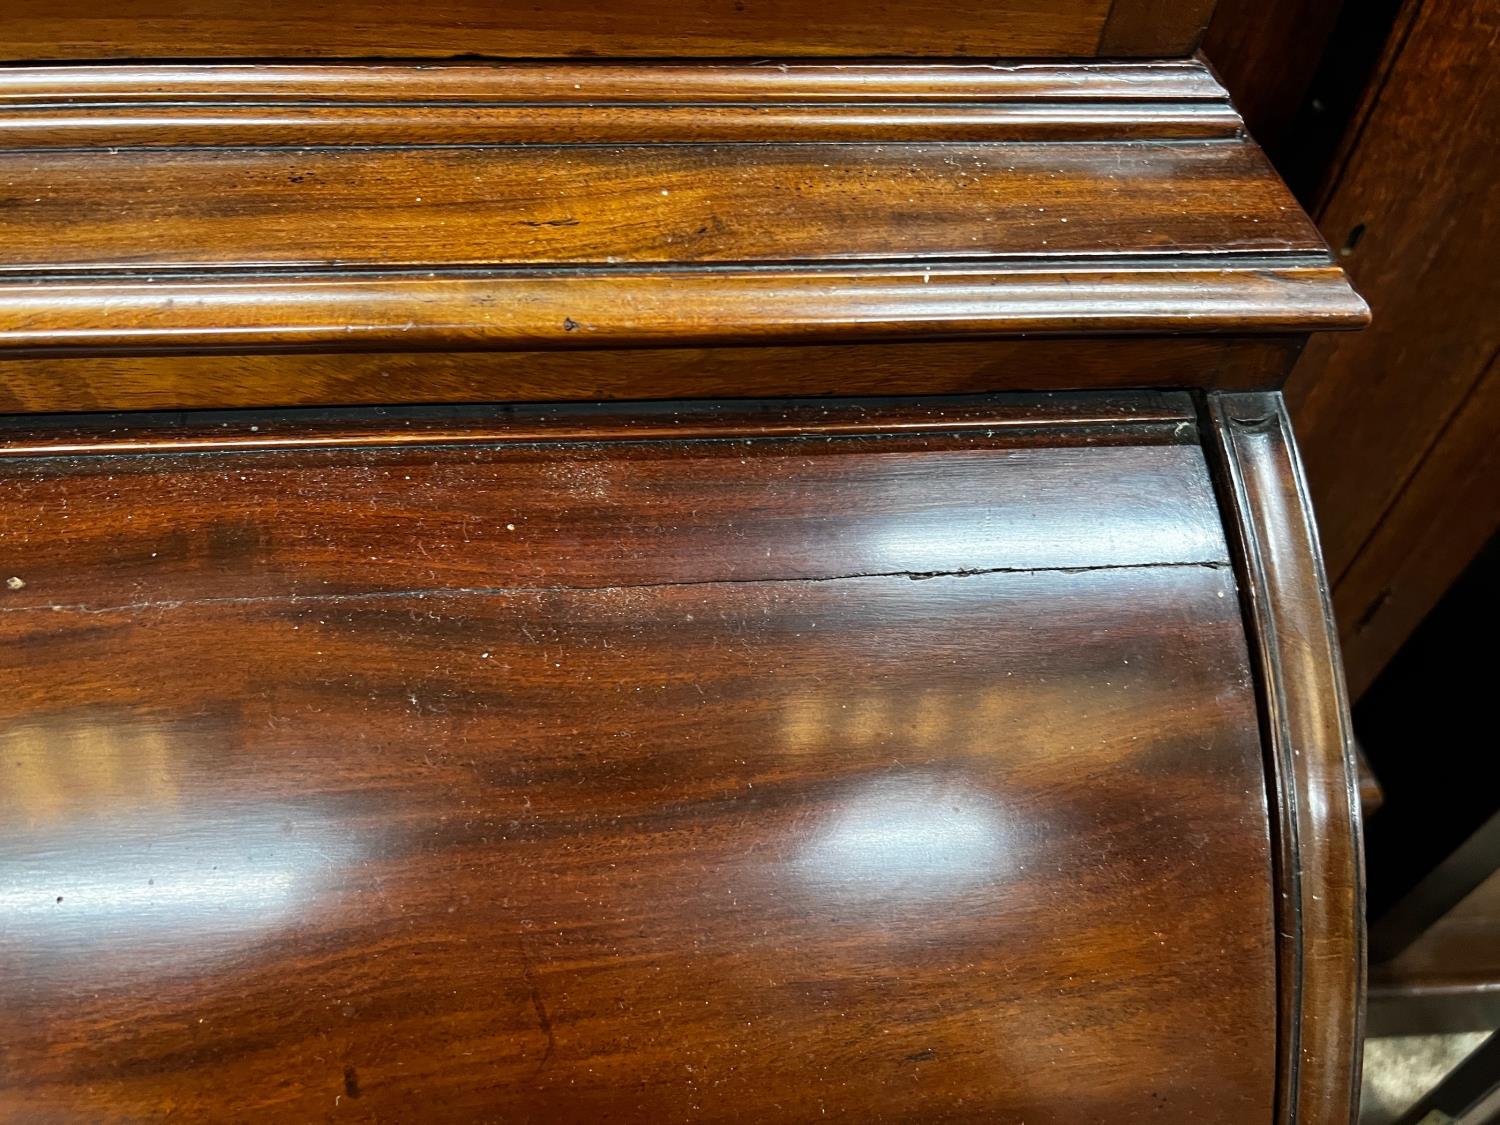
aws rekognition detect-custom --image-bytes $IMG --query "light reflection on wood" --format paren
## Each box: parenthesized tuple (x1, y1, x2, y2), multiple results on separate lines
(1, 715, 180, 824)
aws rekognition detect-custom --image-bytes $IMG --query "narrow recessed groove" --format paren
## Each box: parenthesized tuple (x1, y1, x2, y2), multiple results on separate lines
(0, 250, 1339, 283)
(0, 136, 1253, 156)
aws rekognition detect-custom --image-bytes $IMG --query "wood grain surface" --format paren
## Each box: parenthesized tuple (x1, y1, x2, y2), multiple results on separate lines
(0, 61, 1242, 147)
(0, 396, 1280, 1123)
(0, 336, 1307, 415)
(1284, 0, 1499, 693)
(0, 143, 1316, 270)
(1205, 391, 1364, 1125)
(0, 0, 1212, 59)
(0, 265, 1364, 358)
(0, 59, 1366, 361)
(1332, 355, 1500, 697)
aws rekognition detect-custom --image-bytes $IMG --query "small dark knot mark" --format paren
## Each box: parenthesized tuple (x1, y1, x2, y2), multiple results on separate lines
(343, 1066, 361, 1099)
(904, 1048, 937, 1062)
(55, 895, 63, 904)
(562, 317, 580, 332)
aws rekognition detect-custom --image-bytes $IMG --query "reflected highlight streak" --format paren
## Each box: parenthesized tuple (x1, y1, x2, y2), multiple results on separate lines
(1, 804, 363, 970)
(795, 776, 1013, 904)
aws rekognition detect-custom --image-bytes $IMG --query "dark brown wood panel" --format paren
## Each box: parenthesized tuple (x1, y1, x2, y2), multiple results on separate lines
(1098, 0, 1219, 54)
(1200, 0, 1346, 153)
(1334, 356, 1500, 698)
(0, 397, 1229, 611)
(0, 397, 1277, 1122)
(0, 567, 1272, 1123)
(0, 337, 1306, 414)
(1204, 391, 1364, 1125)
(0, 402, 1278, 1122)
(1283, 0, 1499, 689)
(0, 0, 1211, 60)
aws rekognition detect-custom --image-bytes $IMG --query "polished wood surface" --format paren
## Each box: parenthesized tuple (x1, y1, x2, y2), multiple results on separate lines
(0, 397, 1226, 605)
(0, 0, 1213, 60)
(0, 4, 1375, 1114)
(0, 396, 1281, 1122)
(0, 60, 1366, 361)
(0, 61, 1243, 146)
(0, 266, 1363, 358)
(1205, 391, 1365, 1125)
(0, 336, 1306, 415)
(5, 144, 1311, 268)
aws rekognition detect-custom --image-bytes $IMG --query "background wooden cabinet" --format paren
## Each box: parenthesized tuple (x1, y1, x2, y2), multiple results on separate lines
(1207, 0, 1499, 700)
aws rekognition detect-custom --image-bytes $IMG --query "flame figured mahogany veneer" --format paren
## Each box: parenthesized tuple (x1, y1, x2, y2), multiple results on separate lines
(0, 41, 1365, 1125)
(0, 59, 1365, 395)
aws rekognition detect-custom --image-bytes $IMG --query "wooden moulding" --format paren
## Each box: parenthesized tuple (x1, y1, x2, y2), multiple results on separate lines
(0, 265, 1363, 356)
(0, 59, 1366, 373)
(0, 391, 1197, 460)
(0, 61, 1242, 145)
(1204, 392, 1365, 1125)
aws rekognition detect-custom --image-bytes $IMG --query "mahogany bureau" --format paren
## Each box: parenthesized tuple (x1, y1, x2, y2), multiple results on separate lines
(0, 3, 1369, 1122)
